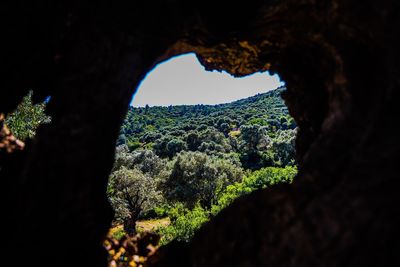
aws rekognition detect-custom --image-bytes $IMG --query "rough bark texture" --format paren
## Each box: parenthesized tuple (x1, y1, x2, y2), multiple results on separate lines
(0, 1, 399, 266)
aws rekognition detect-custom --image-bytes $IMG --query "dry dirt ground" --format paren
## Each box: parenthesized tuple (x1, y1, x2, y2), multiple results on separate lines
(109, 218, 171, 235)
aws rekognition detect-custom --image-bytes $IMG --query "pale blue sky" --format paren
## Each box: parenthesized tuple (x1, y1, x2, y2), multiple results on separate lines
(130, 53, 284, 107)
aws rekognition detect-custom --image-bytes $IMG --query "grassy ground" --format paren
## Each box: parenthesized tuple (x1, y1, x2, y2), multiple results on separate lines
(137, 217, 170, 232)
(109, 217, 170, 237)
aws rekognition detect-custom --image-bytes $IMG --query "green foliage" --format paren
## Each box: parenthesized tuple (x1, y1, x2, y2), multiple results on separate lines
(242, 165, 296, 189)
(112, 145, 134, 171)
(186, 131, 202, 151)
(107, 166, 162, 235)
(153, 135, 187, 158)
(108, 87, 298, 243)
(211, 166, 297, 215)
(127, 140, 142, 151)
(153, 204, 170, 218)
(162, 151, 243, 208)
(119, 87, 296, 170)
(157, 203, 209, 245)
(130, 149, 166, 176)
(157, 166, 296, 245)
(271, 129, 296, 166)
(166, 138, 187, 158)
(248, 117, 268, 126)
(240, 125, 270, 149)
(6, 90, 51, 140)
(111, 228, 127, 241)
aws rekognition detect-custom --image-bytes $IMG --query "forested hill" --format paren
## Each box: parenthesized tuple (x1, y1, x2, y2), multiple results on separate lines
(117, 87, 296, 161)
(5, 85, 297, 246)
(107, 86, 297, 244)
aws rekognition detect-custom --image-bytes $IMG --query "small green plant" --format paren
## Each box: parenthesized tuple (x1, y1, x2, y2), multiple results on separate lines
(211, 166, 297, 215)
(112, 228, 127, 240)
(157, 203, 209, 245)
(6, 90, 50, 140)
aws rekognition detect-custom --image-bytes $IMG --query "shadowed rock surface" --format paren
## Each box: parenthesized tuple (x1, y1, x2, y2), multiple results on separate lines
(0, 1, 399, 266)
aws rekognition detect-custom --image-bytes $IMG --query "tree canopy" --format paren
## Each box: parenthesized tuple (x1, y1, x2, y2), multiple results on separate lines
(106, 87, 298, 243)
(118, 86, 296, 170)
(5, 91, 50, 140)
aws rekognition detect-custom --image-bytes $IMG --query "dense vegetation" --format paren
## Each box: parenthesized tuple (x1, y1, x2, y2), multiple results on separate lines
(119, 86, 295, 166)
(108, 86, 297, 244)
(5, 87, 297, 245)
(5, 91, 50, 140)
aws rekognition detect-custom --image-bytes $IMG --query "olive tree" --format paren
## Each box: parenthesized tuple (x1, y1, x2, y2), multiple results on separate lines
(107, 167, 162, 235)
(112, 145, 134, 171)
(271, 129, 296, 166)
(239, 125, 272, 169)
(131, 149, 166, 176)
(153, 135, 187, 158)
(239, 124, 270, 151)
(162, 151, 243, 208)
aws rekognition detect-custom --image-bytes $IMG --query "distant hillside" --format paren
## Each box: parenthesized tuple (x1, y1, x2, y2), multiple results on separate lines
(109, 86, 297, 245)
(118, 86, 296, 169)
(120, 87, 294, 140)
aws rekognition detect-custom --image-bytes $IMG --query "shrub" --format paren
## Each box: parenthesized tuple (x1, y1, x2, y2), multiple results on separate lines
(6, 90, 50, 140)
(162, 151, 243, 208)
(212, 166, 297, 215)
(107, 167, 162, 235)
(157, 203, 209, 245)
(111, 227, 127, 241)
